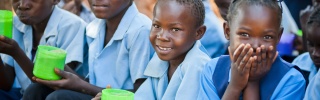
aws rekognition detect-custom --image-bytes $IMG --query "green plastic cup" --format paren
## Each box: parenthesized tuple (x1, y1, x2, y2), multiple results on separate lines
(101, 89, 134, 100)
(33, 45, 67, 80)
(0, 10, 13, 39)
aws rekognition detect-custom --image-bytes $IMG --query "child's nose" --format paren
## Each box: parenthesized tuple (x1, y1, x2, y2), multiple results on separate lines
(250, 38, 260, 49)
(18, 0, 31, 10)
(156, 31, 169, 42)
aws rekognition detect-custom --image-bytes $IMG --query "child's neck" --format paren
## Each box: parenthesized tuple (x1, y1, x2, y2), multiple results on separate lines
(167, 54, 187, 82)
(103, 4, 131, 47)
(31, 12, 51, 49)
(32, 12, 52, 35)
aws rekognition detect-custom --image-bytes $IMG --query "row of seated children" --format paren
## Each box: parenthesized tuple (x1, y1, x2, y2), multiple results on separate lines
(0, 0, 318, 100)
(0, 0, 226, 99)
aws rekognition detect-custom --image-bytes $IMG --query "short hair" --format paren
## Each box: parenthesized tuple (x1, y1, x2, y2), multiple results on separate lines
(227, 0, 282, 26)
(307, 6, 320, 26)
(154, 0, 205, 27)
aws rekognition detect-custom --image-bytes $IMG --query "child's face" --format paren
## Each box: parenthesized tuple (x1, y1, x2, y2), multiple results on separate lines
(12, 0, 59, 25)
(88, 0, 131, 19)
(306, 23, 320, 68)
(224, 5, 282, 56)
(150, 1, 205, 61)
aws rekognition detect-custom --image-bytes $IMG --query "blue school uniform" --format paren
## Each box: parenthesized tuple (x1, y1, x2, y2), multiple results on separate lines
(304, 69, 320, 100)
(198, 55, 306, 100)
(1, 6, 87, 92)
(292, 53, 320, 100)
(201, 1, 228, 58)
(86, 3, 154, 89)
(135, 41, 211, 100)
(292, 52, 317, 81)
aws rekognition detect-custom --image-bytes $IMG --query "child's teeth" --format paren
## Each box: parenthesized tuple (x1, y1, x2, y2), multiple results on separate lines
(159, 46, 171, 50)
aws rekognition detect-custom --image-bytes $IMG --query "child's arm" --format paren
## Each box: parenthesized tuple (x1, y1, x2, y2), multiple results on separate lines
(0, 57, 16, 91)
(222, 44, 254, 100)
(0, 36, 80, 82)
(243, 81, 260, 100)
(0, 36, 34, 81)
(33, 68, 103, 96)
(243, 45, 278, 100)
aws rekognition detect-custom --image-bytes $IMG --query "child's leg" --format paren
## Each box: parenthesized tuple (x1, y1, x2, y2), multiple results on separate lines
(46, 89, 93, 100)
(0, 88, 22, 100)
(23, 83, 54, 100)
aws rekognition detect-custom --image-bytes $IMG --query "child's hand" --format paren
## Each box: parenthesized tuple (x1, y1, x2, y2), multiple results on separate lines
(91, 92, 102, 100)
(32, 68, 85, 91)
(0, 36, 20, 56)
(228, 44, 254, 91)
(249, 45, 278, 82)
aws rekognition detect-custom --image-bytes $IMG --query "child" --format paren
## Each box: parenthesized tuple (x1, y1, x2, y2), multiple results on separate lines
(134, 0, 210, 99)
(23, 0, 154, 100)
(198, 0, 306, 99)
(0, 0, 87, 99)
(293, 7, 320, 100)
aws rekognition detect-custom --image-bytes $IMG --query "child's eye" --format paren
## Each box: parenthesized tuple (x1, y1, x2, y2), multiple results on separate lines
(240, 33, 249, 37)
(172, 28, 180, 32)
(153, 24, 160, 29)
(264, 35, 273, 39)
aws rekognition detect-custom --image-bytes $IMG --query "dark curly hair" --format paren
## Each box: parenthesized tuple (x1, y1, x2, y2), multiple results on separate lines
(307, 6, 320, 26)
(227, 0, 282, 26)
(154, 0, 205, 27)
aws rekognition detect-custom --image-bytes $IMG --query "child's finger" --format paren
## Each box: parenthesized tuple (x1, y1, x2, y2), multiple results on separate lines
(106, 85, 111, 89)
(232, 44, 245, 62)
(54, 68, 71, 79)
(273, 52, 278, 62)
(251, 56, 258, 73)
(266, 46, 274, 63)
(261, 45, 267, 68)
(239, 47, 253, 72)
(228, 46, 234, 61)
(33, 77, 63, 88)
(240, 48, 254, 74)
(256, 47, 262, 68)
(0, 35, 12, 44)
(267, 46, 276, 59)
(236, 44, 251, 70)
(0, 41, 10, 49)
(243, 57, 253, 74)
(96, 92, 102, 97)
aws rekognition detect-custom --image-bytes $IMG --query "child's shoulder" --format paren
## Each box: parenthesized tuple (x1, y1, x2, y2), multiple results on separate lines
(202, 55, 229, 75)
(292, 52, 314, 71)
(125, 9, 152, 33)
(181, 41, 211, 70)
(272, 57, 305, 87)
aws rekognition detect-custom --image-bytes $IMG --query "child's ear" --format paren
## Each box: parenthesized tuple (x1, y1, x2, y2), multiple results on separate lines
(276, 27, 284, 43)
(195, 25, 206, 40)
(223, 21, 231, 40)
(53, 0, 61, 5)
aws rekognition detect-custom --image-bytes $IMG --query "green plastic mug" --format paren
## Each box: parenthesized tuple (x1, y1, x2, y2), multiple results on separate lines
(101, 89, 134, 100)
(33, 45, 67, 80)
(0, 10, 13, 39)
